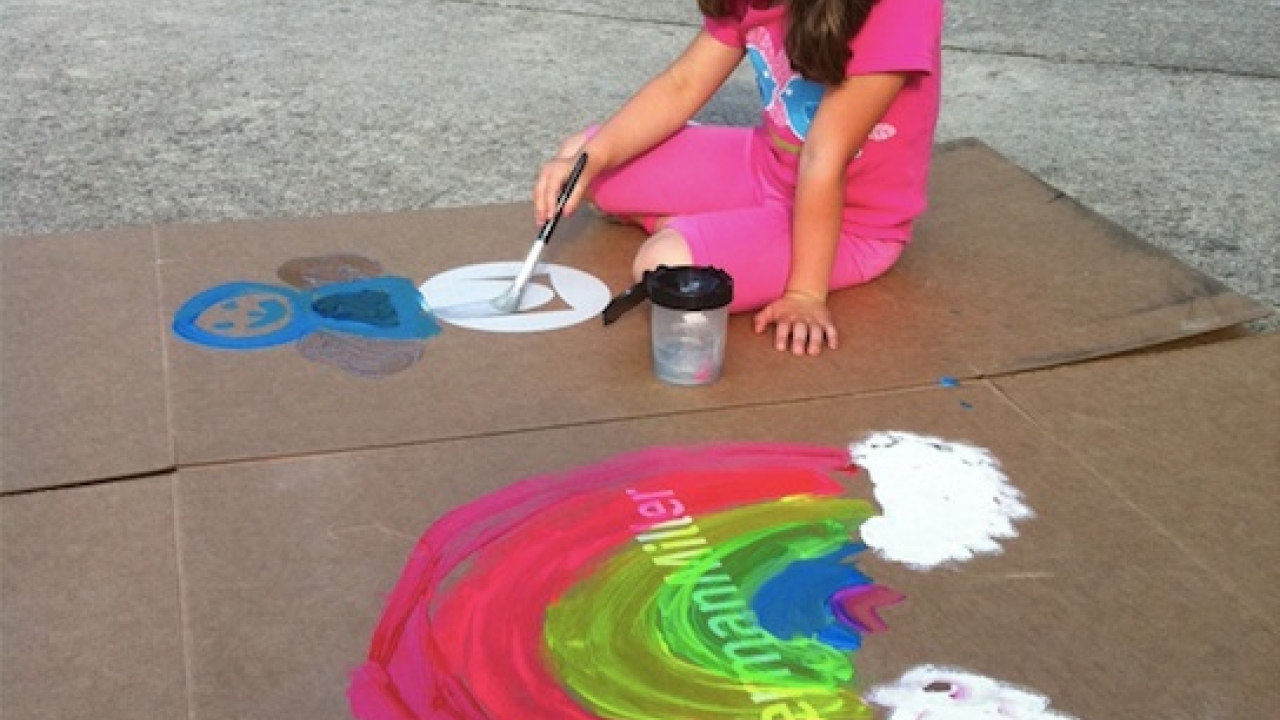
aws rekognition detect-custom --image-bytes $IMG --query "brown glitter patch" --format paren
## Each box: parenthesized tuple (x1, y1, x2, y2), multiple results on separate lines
(278, 254, 384, 289)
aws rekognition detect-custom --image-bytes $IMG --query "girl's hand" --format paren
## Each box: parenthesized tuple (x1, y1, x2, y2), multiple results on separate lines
(534, 132, 594, 224)
(753, 292, 840, 356)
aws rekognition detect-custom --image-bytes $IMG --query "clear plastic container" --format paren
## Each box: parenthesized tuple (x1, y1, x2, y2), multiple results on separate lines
(646, 266, 733, 386)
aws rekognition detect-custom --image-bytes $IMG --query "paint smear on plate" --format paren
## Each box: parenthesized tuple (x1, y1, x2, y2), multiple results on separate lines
(419, 261, 610, 332)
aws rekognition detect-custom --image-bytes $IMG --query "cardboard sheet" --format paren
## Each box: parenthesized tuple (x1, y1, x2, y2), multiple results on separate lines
(3, 324, 1273, 719)
(161, 342, 1275, 719)
(906, 141, 1270, 371)
(996, 333, 1280, 621)
(155, 140, 1269, 467)
(0, 476, 187, 720)
(1, 228, 173, 492)
(2, 142, 1273, 718)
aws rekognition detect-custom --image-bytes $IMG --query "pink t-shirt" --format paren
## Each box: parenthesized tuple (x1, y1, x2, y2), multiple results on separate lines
(705, 0, 943, 241)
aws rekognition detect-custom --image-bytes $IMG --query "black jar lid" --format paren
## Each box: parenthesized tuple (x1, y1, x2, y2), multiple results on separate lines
(645, 265, 734, 311)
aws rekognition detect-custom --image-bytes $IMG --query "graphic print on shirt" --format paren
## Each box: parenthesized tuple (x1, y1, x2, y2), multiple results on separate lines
(746, 45, 779, 112)
(747, 28, 823, 139)
(745, 27, 897, 156)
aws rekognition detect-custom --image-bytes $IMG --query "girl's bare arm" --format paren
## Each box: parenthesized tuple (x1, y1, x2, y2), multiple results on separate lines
(755, 72, 908, 355)
(536, 31, 745, 221)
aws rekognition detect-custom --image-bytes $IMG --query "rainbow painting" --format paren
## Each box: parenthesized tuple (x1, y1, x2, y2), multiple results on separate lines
(349, 434, 1038, 719)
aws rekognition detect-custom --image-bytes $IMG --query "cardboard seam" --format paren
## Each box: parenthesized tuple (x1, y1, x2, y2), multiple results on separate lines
(168, 473, 197, 720)
(170, 384, 957, 473)
(150, 224, 181, 477)
(0, 466, 178, 499)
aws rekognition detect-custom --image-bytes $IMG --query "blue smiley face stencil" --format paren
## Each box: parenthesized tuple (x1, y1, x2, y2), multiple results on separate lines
(173, 282, 315, 350)
(171, 255, 443, 377)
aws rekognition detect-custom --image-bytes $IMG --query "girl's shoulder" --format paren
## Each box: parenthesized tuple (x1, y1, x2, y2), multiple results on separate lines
(848, 0, 944, 74)
(868, 0, 945, 20)
(703, 1, 786, 45)
(859, 0, 945, 42)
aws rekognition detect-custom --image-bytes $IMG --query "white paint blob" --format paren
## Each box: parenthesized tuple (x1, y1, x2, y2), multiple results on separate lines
(419, 262, 611, 333)
(850, 431, 1034, 570)
(865, 665, 1078, 719)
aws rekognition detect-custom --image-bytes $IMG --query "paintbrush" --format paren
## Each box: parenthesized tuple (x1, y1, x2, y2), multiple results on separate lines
(432, 152, 588, 320)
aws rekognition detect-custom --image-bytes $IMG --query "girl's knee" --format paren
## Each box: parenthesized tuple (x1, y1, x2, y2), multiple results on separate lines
(632, 229, 693, 281)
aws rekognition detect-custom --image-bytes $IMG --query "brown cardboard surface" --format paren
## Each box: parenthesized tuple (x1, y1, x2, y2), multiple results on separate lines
(156, 140, 1269, 467)
(0, 476, 187, 720)
(170, 356, 1276, 720)
(2, 138, 1273, 719)
(908, 142, 1271, 372)
(1, 228, 173, 492)
(995, 333, 1280, 622)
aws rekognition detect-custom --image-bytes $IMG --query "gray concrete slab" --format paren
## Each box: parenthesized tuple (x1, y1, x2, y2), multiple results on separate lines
(945, 0, 1280, 76)
(2, 0, 1276, 326)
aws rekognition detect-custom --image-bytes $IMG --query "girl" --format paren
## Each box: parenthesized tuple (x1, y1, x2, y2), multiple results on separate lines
(534, 0, 942, 356)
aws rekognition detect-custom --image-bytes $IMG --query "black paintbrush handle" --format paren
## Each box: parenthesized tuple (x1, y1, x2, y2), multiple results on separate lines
(537, 152, 589, 244)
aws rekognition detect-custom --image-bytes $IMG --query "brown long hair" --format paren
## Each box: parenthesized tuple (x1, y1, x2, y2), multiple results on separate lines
(698, 0, 879, 85)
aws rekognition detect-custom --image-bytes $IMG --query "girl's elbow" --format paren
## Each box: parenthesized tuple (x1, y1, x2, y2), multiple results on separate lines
(796, 147, 852, 185)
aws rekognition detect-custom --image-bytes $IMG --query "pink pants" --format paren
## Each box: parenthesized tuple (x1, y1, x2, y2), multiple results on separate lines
(588, 124, 904, 312)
